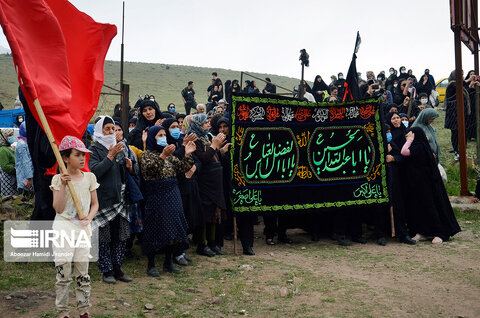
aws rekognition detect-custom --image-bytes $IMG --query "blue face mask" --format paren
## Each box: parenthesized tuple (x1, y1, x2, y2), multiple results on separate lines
(169, 108, 175, 112)
(170, 128, 180, 140)
(157, 136, 167, 147)
(7, 136, 15, 144)
(386, 132, 392, 143)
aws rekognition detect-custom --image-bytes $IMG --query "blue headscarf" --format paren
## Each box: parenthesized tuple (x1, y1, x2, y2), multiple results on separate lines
(145, 125, 165, 152)
(188, 113, 210, 144)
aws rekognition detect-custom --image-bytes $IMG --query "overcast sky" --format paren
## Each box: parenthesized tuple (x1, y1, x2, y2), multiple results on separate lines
(0, 0, 478, 82)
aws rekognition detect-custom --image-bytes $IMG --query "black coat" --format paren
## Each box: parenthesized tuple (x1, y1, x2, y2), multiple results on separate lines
(444, 81, 470, 130)
(88, 141, 124, 210)
(403, 127, 461, 240)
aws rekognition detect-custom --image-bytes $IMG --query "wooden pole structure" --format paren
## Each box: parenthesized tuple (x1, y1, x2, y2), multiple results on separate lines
(32, 99, 88, 232)
(454, 0, 470, 196)
(390, 206, 395, 237)
(233, 216, 238, 255)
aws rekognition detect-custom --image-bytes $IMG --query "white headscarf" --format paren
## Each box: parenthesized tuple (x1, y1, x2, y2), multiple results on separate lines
(93, 116, 117, 150)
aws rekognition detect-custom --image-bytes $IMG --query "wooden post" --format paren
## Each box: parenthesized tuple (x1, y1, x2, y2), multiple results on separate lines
(233, 216, 238, 255)
(32, 99, 88, 231)
(390, 206, 395, 237)
(454, 0, 469, 196)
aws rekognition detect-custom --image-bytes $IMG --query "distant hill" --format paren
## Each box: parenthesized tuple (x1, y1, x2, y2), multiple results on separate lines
(0, 45, 10, 55)
(0, 55, 301, 116)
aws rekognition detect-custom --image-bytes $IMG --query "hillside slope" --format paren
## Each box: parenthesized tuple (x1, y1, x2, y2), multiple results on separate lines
(0, 55, 301, 116)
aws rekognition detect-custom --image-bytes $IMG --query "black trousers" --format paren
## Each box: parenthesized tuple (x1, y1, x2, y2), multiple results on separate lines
(237, 214, 255, 248)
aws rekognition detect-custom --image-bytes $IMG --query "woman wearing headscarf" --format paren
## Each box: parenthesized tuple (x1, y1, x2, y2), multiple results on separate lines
(176, 115, 204, 262)
(416, 74, 434, 96)
(89, 116, 133, 284)
(444, 70, 470, 160)
(188, 114, 230, 256)
(15, 122, 34, 195)
(312, 75, 330, 102)
(141, 125, 196, 276)
(0, 128, 17, 196)
(114, 122, 143, 260)
(385, 112, 416, 245)
(411, 108, 440, 163)
(464, 70, 477, 141)
(13, 114, 24, 129)
(401, 127, 461, 243)
(128, 99, 163, 150)
(162, 117, 199, 266)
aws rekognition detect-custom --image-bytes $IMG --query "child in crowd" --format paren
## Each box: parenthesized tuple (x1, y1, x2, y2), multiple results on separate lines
(50, 136, 100, 318)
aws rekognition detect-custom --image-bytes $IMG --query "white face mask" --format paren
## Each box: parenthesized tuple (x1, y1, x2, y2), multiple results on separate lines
(339, 76, 344, 80)
(401, 70, 406, 74)
(402, 120, 409, 128)
(18, 118, 24, 123)
(393, 84, 398, 88)
(389, 71, 394, 75)
(421, 98, 428, 104)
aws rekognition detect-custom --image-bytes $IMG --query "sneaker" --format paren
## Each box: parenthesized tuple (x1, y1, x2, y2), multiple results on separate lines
(183, 254, 192, 263)
(399, 235, 416, 245)
(196, 246, 216, 257)
(102, 274, 116, 284)
(174, 256, 189, 266)
(243, 246, 255, 255)
(146, 267, 160, 277)
(352, 236, 367, 244)
(210, 245, 226, 255)
(377, 237, 387, 246)
(163, 263, 181, 274)
(454, 152, 460, 161)
(336, 235, 352, 246)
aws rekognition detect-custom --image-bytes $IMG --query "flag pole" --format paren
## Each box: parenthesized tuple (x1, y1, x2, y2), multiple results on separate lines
(32, 98, 89, 232)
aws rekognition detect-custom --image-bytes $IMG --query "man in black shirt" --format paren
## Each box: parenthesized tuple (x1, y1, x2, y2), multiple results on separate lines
(181, 81, 197, 115)
(263, 77, 276, 94)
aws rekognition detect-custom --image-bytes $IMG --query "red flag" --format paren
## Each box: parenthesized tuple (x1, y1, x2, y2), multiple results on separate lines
(0, 0, 116, 144)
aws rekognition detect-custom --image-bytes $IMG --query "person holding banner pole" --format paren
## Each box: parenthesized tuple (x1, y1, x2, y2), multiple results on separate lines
(385, 112, 416, 245)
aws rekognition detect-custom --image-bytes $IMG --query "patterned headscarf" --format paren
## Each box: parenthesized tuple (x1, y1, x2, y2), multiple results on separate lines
(0, 128, 13, 147)
(181, 114, 193, 135)
(188, 114, 210, 145)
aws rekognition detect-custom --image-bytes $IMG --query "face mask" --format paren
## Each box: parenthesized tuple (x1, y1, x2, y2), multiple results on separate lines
(386, 132, 392, 143)
(389, 71, 394, 75)
(401, 70, 406, 74)
(169, 108, 175, 112)
(393, 84, 398, 88)
(7, 136, 15, 144)
(402, 120, 409, 128)
(150, 98, 155, 102)
(157, 136, 167, 147)
(18, 118, 23, 123)
(128, 127, 134, 133)
(421, 98, 428, 104)
(339, 76, 344, 80)
(170, 127, 180, 139)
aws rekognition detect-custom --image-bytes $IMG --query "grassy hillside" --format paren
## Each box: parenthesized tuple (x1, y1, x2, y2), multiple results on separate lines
(0, 54, 301, 116)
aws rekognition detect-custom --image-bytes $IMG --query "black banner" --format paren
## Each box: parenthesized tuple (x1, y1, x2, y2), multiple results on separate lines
(230, 94, 389, 213)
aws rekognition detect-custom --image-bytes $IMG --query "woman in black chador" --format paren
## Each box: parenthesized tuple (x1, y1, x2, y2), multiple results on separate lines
(400, 127, 461, 244)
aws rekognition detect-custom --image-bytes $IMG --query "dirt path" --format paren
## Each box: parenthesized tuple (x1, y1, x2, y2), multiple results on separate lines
(1, 218, 479, 318)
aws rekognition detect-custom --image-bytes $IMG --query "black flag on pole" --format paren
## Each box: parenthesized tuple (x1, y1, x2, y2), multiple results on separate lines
(343, 32, 361, 101)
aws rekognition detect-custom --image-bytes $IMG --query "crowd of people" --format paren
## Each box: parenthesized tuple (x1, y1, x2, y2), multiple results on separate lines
(4, 68, 475, 317)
